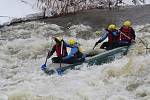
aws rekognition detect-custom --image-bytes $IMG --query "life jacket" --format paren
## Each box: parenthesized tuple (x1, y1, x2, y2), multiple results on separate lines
(106, 29, 120, 44)
(55, 44, 68, 57)
(120, 27, 135, 43)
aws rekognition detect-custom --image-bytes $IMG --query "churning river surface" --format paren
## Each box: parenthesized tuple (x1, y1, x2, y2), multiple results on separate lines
(0, 5, 150, 100)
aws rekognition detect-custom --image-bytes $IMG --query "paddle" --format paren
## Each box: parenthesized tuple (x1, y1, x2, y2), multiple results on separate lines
(41, 56, 48, 71)
(93, 45, 96, 50)
(93, 42, 99, 50)
(41, 37, 54, 71)
(56, 40, 64, 75)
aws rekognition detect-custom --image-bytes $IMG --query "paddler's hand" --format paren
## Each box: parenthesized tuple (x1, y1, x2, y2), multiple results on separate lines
(131, 39, 136, 43)
(62, 57, 66, 61)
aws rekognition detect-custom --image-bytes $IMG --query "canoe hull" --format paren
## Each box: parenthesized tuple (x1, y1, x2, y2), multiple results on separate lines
(43, 46, 129, 75)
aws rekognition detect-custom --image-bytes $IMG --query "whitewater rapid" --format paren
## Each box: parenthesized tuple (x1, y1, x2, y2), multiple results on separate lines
(0, 21, 150, 100)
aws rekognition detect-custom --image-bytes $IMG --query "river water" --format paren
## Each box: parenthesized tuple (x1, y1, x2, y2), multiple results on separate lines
(0, 5, 150, 100)
(41, 4, 150, 30)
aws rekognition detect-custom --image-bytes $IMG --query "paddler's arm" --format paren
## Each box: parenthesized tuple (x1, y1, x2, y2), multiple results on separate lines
(47, 45, 56, 59)
(62, 47, 78, 60)
(93, 30, 108, 49)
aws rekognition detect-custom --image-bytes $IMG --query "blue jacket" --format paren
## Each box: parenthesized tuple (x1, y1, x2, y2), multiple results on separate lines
(63, 42, 84, 60)
(97, 29, 120, 43)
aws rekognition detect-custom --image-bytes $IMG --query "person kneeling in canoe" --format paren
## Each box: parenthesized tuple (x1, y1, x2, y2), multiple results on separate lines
(47, 37, 68, 63)
(93, 24, 120, 50)
(116, 20, 136, 47)
(62, 38, 85, 64)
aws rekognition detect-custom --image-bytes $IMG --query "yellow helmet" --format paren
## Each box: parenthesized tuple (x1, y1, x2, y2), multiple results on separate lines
(123, 21, 131, 27)
(108, 24, 116, 30)
(68, 38, 76, 45)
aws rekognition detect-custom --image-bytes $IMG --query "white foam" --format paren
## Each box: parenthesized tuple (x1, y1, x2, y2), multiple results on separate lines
(0, 22, 150, 99)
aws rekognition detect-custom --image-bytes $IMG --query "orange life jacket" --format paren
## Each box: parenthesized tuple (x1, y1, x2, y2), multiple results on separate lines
(120, 27, 135, 43)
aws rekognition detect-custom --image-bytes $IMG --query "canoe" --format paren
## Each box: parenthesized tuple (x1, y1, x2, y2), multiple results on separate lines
(43, 46, 129, 75)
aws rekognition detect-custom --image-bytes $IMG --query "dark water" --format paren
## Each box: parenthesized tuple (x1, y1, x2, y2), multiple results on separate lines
(42, 4, 150, 30)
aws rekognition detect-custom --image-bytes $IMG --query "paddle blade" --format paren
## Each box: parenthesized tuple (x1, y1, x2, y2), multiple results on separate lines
(41, 64, 46, 70)
(56, 67, 63, 75)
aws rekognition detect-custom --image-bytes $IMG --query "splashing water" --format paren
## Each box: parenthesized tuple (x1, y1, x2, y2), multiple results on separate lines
(0, 21, 150, 100)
